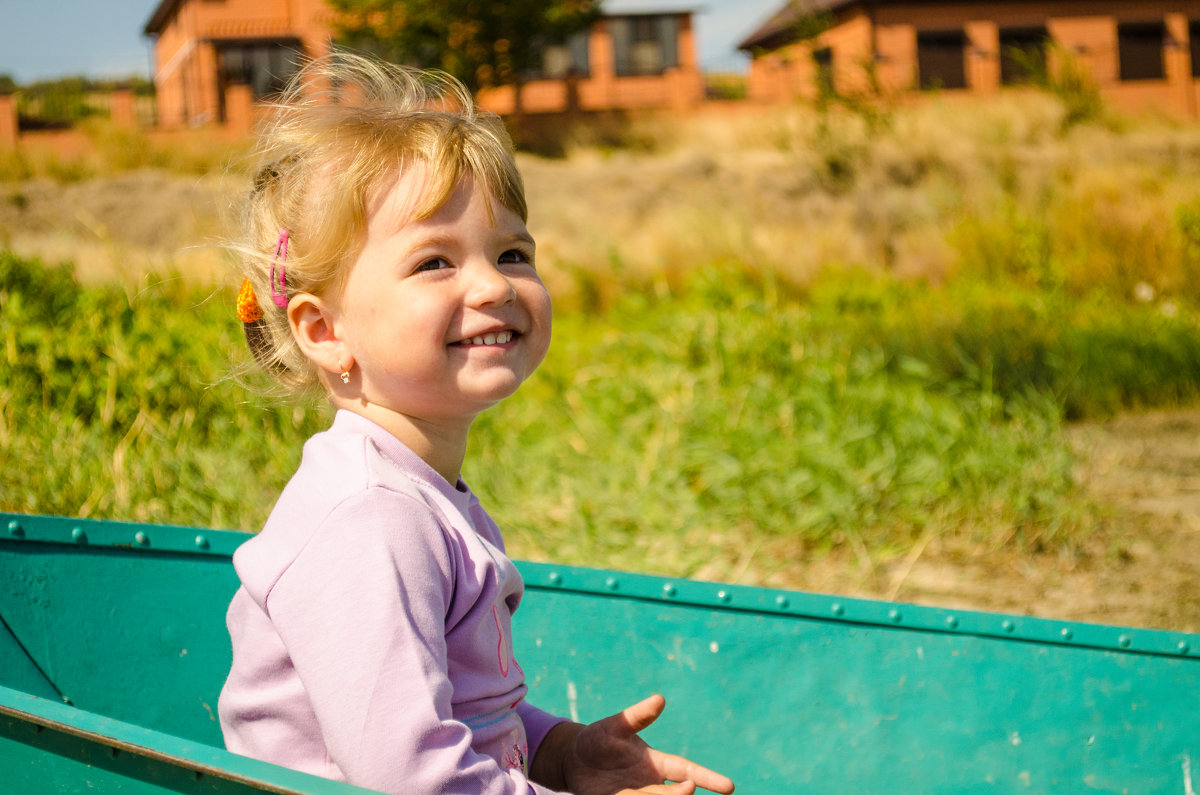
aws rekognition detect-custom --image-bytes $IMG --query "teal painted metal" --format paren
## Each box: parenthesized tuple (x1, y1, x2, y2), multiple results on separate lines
(1, 512, 1197, 794)
(0, 684, 375, 794)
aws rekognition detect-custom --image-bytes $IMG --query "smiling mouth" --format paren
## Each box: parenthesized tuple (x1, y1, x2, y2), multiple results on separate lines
(454, 330, 516, 346)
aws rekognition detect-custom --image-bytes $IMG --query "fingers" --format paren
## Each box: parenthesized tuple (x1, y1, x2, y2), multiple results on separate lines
(617, 782, 696, 795)
(610, 693, 667, 738)
(648, 750, 735, 794)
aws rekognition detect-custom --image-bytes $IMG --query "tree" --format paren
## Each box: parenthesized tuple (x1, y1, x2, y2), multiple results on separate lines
(328, 0, 600, 111)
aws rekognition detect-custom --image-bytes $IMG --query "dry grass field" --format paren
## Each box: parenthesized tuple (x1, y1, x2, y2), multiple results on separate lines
(2, 92, 1199, 632)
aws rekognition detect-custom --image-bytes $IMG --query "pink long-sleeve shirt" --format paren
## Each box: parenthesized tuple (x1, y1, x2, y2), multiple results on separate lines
(218, 410, 566, 794)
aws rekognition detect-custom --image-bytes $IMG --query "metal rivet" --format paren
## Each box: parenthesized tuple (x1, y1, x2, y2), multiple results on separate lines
(1118, 635, 1132, 648)
(889, 609, 902, 623)
(547, 572, 561, 585)
(945, 616, 959, 629)
(194, 535, 209, 550)
(662, 583, 677, 597)
(71, 527, 87, 544)
(134, 531, 149, 546)
(775, 595, 790, 609)
(1060, 628, 1073, 640)
(831, 603, 844, 617)
(1178, 642, 1190, 654)
(1002, 620, 1015, 633)
(7, 521, 24, 537)
(604, 577, 618, 591)
(716, 590, 731, 604)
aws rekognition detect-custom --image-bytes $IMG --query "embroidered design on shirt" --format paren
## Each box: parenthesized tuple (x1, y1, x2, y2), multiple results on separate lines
(503, 742, 529, 772)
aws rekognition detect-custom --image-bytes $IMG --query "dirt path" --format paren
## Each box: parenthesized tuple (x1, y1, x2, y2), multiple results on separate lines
(797, 409, 1200, 633)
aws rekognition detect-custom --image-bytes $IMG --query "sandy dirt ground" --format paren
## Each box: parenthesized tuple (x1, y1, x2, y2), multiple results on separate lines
(784, 409, 1200, 634)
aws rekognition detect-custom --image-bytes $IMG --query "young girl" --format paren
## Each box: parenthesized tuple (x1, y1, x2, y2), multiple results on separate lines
(217, 54, 734, 795)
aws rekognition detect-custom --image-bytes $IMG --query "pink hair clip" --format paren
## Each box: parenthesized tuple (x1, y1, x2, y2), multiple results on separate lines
(270, 229, 289, 308)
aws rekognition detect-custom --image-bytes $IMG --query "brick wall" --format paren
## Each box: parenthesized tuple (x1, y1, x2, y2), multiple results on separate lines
(746, 0, 1200, 118)
(149, 0, 703, 125)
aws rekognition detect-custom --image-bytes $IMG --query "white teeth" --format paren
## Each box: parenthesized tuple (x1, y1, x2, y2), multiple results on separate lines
(462, 331, 513, 345)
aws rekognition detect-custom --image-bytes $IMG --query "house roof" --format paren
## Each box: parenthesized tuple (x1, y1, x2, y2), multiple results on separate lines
(737, 0, 849, 52)
(602, 0, 699, 14)
(143, 0, 181, 36)
(145, 0, 697, 37)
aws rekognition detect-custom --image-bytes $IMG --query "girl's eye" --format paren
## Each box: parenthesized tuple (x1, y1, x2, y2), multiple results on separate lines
(415, 257, 450, 273)
(498, 249, 532, 266)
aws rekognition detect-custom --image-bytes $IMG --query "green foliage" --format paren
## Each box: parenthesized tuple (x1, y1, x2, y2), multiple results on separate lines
(329, 0, 600, 94)
(5, 247, 1198, 577)
(808, 272, 1200, 421)
(1013, 43, 1105, 131)
(468, 268, 1085, 577)
(0, 251, 328, 528)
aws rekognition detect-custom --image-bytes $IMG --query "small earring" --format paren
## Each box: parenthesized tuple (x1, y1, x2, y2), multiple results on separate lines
(340, 370, 351, 384)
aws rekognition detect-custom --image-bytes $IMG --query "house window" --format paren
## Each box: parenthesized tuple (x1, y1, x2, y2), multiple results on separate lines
(540, 30, 591, 79)
(813, 47, 835, 97)
(999, 27, 1048, 85)
(1118, 22, 1165, 81)
(610, 14, 680, 76)
(219, 41, 303, 99)
(917, 30, 967, 90)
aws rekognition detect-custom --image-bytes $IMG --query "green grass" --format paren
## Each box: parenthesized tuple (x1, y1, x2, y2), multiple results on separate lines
(6, 248, 1197, 582)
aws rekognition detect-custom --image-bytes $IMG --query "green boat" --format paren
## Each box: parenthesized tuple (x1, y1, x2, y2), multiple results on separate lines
(1, 511, 1196, 794)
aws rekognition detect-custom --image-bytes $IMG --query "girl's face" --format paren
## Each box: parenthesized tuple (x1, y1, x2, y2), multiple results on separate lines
(333, 169, 551, 427)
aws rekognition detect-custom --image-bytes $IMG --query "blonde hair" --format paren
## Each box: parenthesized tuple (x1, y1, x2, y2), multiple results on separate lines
(234, 52, 527, 394)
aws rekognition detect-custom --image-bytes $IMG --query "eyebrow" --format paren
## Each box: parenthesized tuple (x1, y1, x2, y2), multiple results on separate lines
(403, 229, 536, 251)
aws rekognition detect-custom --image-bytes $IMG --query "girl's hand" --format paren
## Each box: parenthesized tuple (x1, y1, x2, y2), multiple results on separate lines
(615, 783, 697, 795)
(543, 694, 734, 795)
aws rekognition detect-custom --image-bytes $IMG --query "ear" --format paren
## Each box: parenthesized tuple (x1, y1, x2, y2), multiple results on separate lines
(288, 292, 352, 379)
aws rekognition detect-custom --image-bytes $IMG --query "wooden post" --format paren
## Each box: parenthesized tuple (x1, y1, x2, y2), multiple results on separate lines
(224, 83, 254, 135)
(0, 92, 17, 149)
(110, 88, 136, 127)
(965, 20, 1000, 94)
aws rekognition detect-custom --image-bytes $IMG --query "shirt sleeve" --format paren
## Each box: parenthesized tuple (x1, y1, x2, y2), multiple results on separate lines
(265, 490, 565, 795)
(517, 700, 570, 761)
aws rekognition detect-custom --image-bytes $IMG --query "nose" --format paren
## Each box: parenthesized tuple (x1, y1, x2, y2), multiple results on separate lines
(467, 262, 517, 307)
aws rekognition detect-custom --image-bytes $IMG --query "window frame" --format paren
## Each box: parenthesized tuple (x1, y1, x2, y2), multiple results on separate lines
(916, 29, 968, 90)
(609, 14, 682, 77)
(1117, 21, 1167, 81)
(216, 39, 304, 101)
(998, 26, 1049, 86)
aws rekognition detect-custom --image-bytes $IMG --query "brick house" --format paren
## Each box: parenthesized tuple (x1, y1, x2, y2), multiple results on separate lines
(739, 0, 1200, 118)
(143, 0, 703, 128)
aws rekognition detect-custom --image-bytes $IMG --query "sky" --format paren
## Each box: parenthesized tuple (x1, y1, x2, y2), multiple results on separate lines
(0, 0, 782, 84)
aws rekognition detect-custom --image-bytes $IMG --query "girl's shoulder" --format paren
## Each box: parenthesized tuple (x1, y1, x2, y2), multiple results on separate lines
(232, 424, 458, 604)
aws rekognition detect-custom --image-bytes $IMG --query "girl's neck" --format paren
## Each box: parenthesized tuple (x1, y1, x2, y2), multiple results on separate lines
(338, 401, 471, 485)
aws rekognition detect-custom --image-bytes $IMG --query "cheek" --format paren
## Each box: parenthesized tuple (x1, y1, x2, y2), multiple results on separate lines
(526, 280, 552, 325)
(527, 287, 553, 362)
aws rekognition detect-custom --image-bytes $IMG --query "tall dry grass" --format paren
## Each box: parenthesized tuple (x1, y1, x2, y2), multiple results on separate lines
(523, 91, 1200, 310)
(5, 91, 1200, 309)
